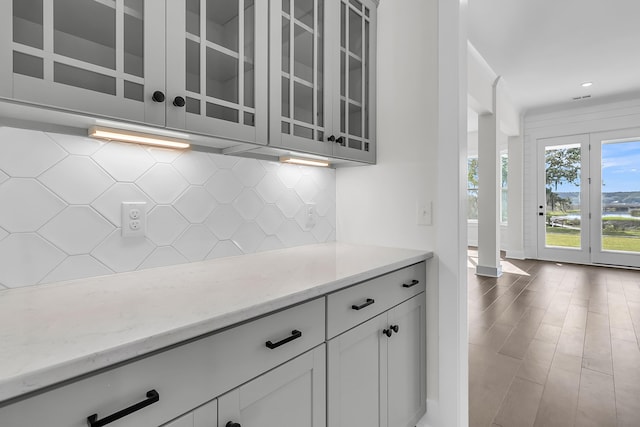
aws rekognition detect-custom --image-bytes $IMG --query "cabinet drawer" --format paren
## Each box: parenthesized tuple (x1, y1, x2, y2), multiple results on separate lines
(326, 262, 425, 338)
(0, 298, 325, 427)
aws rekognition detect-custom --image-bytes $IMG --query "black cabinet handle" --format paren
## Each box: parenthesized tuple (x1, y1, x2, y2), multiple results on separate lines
(266, 330, 302, 349)
(152, 91, 165, 103)
(327, 135, 336, 142)
(390, 324, 399, 333)
(402, 279, 420, 288)
(173, 96, 186, 107)
(352, 298, 375, 311)
(226, 422, 241, 427)
(87, 389, 159, 427)
(336, 136, 345, 146)
(383, 328, 393, 337)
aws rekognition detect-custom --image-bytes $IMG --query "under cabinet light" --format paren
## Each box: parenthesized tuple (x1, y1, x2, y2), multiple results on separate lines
(88, 126, 190, 149)
(280, 156, 330, 167)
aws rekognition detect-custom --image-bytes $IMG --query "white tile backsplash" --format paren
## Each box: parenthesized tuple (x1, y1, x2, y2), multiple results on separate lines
(0, 179, 66, 232)
(0, 127, 336, 290)
(39, 156, 114, 204)
(0, 128, 67, 177)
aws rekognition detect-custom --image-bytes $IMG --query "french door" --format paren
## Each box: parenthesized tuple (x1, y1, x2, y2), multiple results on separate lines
(537, 134, 591, 264)
(538, 129, 640, 268)
(589, 128, 640, 268)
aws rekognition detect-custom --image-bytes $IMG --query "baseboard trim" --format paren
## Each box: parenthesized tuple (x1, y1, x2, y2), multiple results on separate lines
(476, 264, 503, 277)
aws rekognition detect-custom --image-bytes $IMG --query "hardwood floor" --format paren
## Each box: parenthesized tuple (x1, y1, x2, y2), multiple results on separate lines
(468, 250, 640, 427)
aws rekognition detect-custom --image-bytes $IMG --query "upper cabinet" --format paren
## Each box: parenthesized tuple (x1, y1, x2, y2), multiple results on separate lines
(2, 0, 268, 145)
(1, 0, 376, 162)
(165, 0, 268, 144)
(270, 0, 376, 163)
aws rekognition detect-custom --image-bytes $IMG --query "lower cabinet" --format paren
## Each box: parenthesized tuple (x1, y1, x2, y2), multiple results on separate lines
(327, 293, 426, 427)
(218, 345, 326, 427)
(161, 345, 325, 427)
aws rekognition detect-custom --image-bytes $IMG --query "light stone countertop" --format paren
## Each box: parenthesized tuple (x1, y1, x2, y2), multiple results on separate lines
(0, 242, 432, 404)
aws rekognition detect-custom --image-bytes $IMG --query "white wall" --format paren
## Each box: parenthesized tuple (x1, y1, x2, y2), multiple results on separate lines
(338, 0, 468, 425)
(523, 94, 640, 258)
(0, 126, 336, 290)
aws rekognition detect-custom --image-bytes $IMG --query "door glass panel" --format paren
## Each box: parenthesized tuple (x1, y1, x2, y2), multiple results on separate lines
(294, 0, 314, 28)
(54, 62, 116, 95)
(280, 0, 324, 141)
(13, 51, 43, 79)
(544, 143, 582, 248)
(293, 25, 313, 83)
(124, 0, 143, 77)
(186, 0, 200, 36)
(294, 81, 313, 124)
(124, 80, 144, 101)
(348, 8, 362, 58)
(206, 102, 238, 122)
(54, 0, 116, 70)
(244, 0, 255, 109)
(206, 0, 238, 51)
(340, 1, 369, 150)
(206, 47, 238, 103)
(186, 96, 201, 114)
(185, 1, 255, 126)
(186, 39, 200, 93)
(600, 139, 640, 253)
(13, 0, 43, 49)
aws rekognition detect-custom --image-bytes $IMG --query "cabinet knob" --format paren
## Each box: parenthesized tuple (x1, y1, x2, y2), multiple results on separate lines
(383, 328, 393, 338)
(336, 136, 345, 146)
(390, 324, 399, 333)
(327, 135, 336, 142)
(152, 91, 165, 103)
(226, 422, 241, 427)
(173, 96, 186, 107)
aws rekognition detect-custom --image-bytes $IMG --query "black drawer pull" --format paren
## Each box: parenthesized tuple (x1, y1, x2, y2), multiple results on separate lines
(226, 422, 241, 427)
(87, 389, 159, 427)
(390, 324, 399, 333)
(352, 298, 375, 311)
(266, 330, 302, 349)
(383, 328, 393, 337)
(402, 279, 420, 288)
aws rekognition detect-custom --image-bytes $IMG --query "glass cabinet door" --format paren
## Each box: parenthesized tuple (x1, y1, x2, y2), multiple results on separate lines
(269, 0, 333, 156)
(166, 0, 268, 145)
(333, 0, 376, 163)
(7, 0, 164, 125)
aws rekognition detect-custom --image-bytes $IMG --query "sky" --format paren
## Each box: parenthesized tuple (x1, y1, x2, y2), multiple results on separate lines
(551, 140, 640, 193)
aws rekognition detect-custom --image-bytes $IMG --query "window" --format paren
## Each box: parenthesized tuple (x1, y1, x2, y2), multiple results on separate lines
(467, 154, 508, 223)
(467, 157, 478, 220)
(501, 153, 508, 224)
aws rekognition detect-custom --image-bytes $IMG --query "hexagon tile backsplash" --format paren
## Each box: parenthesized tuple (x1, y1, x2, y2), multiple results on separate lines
(0, 126, 336, 290)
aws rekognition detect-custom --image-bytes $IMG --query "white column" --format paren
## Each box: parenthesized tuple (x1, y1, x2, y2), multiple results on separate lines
(507, 133, 525, 259)
(476, 78, 503, 277)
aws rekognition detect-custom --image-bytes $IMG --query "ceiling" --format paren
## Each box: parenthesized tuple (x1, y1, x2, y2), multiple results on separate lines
(468, 0, 640, 113)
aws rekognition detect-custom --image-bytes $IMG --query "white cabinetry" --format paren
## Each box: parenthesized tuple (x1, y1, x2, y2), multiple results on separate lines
(269, 0, 377, 163)
(1, 0, 268, 145)
(0, 262, 425, 427)
(218, 345, 326, 427)
(326, 260, 426, 427)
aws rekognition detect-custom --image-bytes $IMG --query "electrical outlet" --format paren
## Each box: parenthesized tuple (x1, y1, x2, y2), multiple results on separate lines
(122, 202, 147, 237)
(305, 203, 317, 230)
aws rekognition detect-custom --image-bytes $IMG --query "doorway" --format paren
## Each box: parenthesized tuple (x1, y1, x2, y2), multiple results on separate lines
(537, 129, 640, 268)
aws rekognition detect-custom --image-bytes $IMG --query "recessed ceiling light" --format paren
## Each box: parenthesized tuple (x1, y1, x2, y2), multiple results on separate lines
(581, 82, 593, 88)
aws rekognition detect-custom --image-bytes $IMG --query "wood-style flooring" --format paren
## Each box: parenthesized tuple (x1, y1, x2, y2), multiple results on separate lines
(468, 250, 640, 427)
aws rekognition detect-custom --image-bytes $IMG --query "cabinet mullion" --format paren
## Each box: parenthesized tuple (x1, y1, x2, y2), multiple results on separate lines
(115, 0, 124, 98)
(238, 0, 245, 123)
(288, 0, 294, 131)
(42, 0, 53, 81)
(361, 6, 366, 149)
(312, 0, 318, 140)
(198, 0, 206, 116)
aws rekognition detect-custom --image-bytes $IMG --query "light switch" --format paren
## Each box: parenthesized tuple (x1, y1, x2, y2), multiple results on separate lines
(417, 201, 432, 226)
